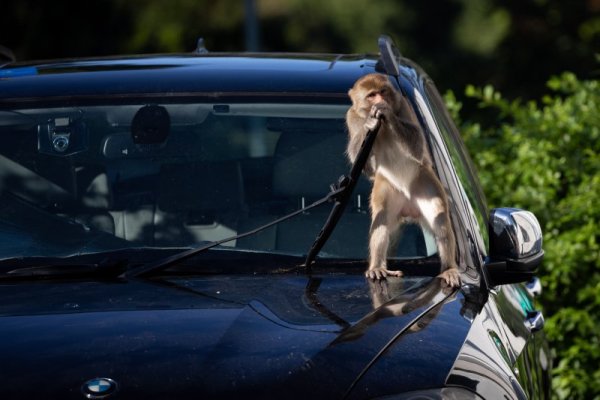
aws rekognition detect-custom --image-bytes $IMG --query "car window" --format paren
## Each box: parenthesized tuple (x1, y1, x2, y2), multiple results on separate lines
(0, 101, 438, 261)
(422, 81, 489, 252)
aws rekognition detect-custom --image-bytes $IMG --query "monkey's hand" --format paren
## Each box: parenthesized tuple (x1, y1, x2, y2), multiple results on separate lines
(437, 267, 461, 288)
(366, 266, 403, 280)
(364, 104, 384, 131)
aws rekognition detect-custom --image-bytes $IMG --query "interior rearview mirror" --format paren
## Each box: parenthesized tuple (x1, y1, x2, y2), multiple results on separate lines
(485, 208, 544, 286)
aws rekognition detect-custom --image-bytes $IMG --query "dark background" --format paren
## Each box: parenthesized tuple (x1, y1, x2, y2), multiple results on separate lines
(2, 0, 598, 99)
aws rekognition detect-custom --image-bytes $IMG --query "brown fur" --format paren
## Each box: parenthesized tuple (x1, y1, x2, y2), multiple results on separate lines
(346, 73, 460, 287)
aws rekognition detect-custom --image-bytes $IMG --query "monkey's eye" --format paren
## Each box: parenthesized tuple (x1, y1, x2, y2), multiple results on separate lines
(366, 92, 377, 99)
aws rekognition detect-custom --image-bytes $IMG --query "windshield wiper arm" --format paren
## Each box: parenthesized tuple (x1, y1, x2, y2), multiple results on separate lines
(303, 113, 382, 270)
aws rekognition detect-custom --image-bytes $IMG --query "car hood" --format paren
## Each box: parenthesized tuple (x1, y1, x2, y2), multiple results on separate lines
(0, 273, 470, 399)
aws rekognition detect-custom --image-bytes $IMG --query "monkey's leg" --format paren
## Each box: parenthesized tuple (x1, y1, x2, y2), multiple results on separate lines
(387, 220, 403, 258)
(412, 170, 461, 287)
(367, 175, 405, 280)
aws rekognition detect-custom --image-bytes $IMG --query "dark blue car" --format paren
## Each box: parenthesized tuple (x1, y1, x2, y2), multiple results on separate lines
(0, 36, 550, 399)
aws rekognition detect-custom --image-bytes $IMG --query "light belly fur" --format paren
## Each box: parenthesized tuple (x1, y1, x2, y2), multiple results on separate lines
(375, 144, 420, 198)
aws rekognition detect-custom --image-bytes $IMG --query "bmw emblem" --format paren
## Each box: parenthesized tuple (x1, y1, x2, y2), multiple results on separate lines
(81, 377, 118, 399)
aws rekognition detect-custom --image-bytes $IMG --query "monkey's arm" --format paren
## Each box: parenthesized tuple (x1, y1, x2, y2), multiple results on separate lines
(372, 101, 427, 164)
(346, 109, 377, 177)
(346, 127, 365, 164)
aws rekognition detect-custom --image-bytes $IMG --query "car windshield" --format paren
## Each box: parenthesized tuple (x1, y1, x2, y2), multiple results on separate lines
(0, 100, 437, 263)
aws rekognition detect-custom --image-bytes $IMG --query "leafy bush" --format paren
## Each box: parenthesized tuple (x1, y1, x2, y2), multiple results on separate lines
(446, 72, 600, 399)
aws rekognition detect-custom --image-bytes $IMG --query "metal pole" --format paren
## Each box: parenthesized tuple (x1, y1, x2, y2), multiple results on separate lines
(244, 0, 260, 51)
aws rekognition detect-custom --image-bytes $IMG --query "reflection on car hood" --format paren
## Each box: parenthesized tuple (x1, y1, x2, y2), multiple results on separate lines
(0, 274, 470, 399)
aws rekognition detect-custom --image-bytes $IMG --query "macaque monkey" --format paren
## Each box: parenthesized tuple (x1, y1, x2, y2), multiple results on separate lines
(346, 73, 460, 287)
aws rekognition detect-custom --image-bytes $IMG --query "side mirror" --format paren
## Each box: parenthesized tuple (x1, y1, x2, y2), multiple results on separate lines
(485, 208, 544, 286)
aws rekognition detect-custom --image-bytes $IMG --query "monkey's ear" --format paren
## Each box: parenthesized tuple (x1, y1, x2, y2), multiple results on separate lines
(348, 87, 359, 105)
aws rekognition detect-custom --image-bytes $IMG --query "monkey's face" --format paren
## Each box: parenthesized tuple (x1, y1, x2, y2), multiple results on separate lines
(348, 73, 397, 118)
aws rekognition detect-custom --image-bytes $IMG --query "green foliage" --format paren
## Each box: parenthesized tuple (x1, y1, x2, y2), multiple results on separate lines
(447, 72, 600, 399)
(282, 0, 402, 53)
(452, 0, 510, 56)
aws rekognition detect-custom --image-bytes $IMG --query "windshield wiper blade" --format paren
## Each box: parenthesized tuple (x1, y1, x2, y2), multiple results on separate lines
(303, 113, 382, 270)
(0, 247, 182, 280)
(0, 257, 128, 280)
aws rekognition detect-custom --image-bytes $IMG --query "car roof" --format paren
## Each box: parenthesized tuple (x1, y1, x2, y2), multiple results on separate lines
(0, 53, 387, 106)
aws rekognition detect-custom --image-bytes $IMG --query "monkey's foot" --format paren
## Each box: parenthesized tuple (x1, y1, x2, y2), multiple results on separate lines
(437, 268, 461, 288)
(366, 267, 403, 280)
